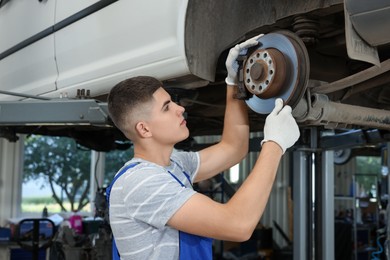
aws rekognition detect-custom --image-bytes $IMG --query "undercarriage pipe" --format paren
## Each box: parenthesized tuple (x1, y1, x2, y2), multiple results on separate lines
(293, 93, 390, 130)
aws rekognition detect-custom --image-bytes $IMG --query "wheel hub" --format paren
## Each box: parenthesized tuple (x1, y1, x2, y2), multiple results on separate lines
(240, 30, 310, 114)
(244, 48, 287, 99)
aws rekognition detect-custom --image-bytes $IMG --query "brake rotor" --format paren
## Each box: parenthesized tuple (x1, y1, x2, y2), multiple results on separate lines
(243, 30, 310, 114)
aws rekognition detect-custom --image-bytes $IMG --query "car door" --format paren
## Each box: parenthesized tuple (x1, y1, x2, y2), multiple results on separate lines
(54, 0, 189, 98)
(0, 0, 57, 101)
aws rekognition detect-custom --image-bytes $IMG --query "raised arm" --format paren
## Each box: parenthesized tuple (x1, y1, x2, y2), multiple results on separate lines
(195, 34, 263, 182)
(169, 98, 300, 241)
(168, 34, 300, 241)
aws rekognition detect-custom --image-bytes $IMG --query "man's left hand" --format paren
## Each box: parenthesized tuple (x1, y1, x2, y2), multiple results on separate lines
(225, 34, 264, 86)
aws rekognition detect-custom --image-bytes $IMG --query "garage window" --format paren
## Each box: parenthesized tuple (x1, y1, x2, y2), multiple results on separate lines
(22, 135, 92, 215)
(21, 135, 134, 218)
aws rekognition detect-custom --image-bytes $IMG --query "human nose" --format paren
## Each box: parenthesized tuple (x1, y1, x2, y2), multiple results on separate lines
(175, 102, 185, 115)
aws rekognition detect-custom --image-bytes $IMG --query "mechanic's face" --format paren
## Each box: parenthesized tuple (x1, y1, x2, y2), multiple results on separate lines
(146, 87, 189, 145)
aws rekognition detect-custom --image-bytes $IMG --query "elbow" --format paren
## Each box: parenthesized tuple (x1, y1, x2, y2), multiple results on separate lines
(234, 141, 249, 162)
(227, 221, 256, 242)
(220, 204, 259, 242)
(230, 231, 253, 243)
(233, 232, 252, 243)
(235, 145, 248, 165)
(241, 139, 249, 158)
(240, 145, 248, 160)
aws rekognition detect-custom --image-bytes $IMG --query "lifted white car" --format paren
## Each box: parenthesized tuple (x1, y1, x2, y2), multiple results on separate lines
(1, 0, 390, 150)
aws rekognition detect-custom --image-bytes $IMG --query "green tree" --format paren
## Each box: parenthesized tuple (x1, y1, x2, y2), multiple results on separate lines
(104, 146, 134, 186)
(23, 135, 91, 212)
(356, 156, 381, 174)
(356, 156, 381, 195)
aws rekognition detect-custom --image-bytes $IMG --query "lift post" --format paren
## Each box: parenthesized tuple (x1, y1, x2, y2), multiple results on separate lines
(294, 128, 335, 260)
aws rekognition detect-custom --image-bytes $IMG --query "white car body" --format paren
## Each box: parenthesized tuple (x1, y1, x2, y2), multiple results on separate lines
(0, 0, 189, 101)
(1, 0, 390, 142)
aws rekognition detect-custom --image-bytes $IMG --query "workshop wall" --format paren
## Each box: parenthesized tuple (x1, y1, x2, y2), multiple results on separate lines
(0, 138, 23, 226)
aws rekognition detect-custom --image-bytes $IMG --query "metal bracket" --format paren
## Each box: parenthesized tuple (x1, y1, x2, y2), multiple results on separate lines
(0, 99, 111, 126)
(319, 129, 388, 150)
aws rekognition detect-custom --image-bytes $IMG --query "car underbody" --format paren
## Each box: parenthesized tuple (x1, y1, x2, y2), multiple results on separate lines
(0, 0, 389, 152)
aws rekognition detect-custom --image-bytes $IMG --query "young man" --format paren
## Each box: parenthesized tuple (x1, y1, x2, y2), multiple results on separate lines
(107, 34, 300, 259)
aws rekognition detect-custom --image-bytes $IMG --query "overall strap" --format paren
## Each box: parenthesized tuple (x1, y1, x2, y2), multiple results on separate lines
(169, 160, 213, 260)
(106, 162, 140, 203)
(169, 159, 192, 186)
(106, 162, 140, 260)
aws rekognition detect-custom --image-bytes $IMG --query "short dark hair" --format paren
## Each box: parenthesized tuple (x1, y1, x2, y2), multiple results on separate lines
(107, 76, 162, 134)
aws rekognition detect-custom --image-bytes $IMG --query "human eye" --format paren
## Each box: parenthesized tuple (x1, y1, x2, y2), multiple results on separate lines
(161, 100, 171, 112)
(163, 101, 171, 111)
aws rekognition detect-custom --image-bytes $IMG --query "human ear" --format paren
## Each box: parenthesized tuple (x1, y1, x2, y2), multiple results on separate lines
(135, 121, 152, 138)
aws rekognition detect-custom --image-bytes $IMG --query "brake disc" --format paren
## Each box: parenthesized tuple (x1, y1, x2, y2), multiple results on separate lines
(241, 30, 310, 114)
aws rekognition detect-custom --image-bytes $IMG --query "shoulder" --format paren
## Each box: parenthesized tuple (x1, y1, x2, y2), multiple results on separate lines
(114, 160, 164, 188)
(171, 150, 200, 175)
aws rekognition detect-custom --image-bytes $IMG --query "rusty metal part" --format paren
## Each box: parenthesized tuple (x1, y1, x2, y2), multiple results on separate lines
(244, 30, 310, 114)
(312, 58, 390, 94)
(243, 48, 287, 98)
(293, 93, 390, 130)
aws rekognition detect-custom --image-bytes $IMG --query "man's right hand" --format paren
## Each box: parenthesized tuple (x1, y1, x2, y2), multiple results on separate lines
(261, 98, 300, 153)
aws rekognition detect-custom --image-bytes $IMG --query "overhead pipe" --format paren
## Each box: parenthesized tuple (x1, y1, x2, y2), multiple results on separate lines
(293, 93, 390, 130)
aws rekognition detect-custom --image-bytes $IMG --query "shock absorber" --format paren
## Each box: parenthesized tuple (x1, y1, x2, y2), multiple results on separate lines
(292, 15, 319, 46)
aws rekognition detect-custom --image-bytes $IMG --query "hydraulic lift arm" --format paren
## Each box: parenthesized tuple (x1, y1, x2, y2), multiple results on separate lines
(0, 97, 127, 152)
(0, 99, 111, 126)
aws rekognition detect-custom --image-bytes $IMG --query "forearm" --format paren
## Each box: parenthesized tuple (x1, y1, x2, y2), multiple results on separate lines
(195, 86, 249, 182)
(169, 142, 283, 242)
(220, 86, 250, 161)
(172, 97, 298, 241)
(221, 34, 262, 162)
(226, 141, 283, 238)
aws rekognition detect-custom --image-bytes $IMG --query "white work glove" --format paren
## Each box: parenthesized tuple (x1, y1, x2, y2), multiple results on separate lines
(261, 98, 300, 154)
(225, 34, 264, 86)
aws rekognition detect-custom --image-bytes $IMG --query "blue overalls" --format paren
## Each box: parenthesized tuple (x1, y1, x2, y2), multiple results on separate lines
(106, 161, 213, 260)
